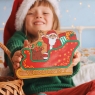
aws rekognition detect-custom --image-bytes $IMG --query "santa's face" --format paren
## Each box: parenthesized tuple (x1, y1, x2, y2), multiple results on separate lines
(48, 34, 57, 45)
(49, 33, 57, 39)
(25, 6, 53, 37)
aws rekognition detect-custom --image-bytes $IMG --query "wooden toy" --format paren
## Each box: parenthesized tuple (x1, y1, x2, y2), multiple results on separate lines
(16, 30, 80, 79)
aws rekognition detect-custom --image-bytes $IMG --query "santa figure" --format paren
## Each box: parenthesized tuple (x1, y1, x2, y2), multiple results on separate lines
(42, 30, 62, 51)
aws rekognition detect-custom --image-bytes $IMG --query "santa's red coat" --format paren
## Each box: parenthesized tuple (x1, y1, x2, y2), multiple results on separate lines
(42, 37, 62, 51)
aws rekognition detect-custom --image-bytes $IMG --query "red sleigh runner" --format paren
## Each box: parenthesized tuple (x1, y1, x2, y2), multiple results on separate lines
(16, 30, 80, 79)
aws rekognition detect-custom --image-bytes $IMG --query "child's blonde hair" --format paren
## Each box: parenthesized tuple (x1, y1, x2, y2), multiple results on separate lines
(29, 0, 60, 30)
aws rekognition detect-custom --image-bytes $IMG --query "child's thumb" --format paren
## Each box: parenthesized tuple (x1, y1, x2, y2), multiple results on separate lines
(24, 39, 29, 47)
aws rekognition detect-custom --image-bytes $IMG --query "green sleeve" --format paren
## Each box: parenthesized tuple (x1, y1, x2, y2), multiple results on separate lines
(63, 62, 80, 78)
(5, 31, 27, 73)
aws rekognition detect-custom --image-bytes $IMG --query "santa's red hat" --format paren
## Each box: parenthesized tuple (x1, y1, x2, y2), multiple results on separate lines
(46, 30, 57, 36)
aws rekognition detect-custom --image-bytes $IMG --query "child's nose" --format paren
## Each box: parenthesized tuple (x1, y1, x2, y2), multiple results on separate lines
(36, 13, 42, 19)
(36, 16, 42, 19)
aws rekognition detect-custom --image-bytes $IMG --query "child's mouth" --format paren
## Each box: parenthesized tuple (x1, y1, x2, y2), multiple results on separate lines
(34, 22, 44, 25)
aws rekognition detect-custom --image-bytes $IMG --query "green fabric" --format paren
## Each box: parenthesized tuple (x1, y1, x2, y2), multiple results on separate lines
(5, 31, 80, 94)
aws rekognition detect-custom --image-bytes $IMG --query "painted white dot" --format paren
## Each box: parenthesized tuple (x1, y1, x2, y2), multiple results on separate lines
(3, 6, 6, 10)
(88, 5, 90, 8)
(66, 10, 69, 12)
(74, 18, 77, 20)
(2, 22, 5, 26)
(80, 2, 82, 5)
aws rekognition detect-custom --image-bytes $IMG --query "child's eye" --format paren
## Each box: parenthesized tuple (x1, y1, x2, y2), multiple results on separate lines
(27, 13, 34, 15)
(43, 13, 49, 14)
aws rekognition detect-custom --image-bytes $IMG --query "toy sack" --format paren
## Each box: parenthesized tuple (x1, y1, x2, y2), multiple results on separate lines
(16, 30, 80, 79)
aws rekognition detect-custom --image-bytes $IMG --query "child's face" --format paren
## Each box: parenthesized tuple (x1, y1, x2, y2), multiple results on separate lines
(25, 6, 53, 36)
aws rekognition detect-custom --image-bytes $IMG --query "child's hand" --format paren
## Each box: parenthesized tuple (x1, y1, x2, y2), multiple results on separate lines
(12, 40, 29, 69)
(72, 51, 81, 66)
(12, 50, 22, 69)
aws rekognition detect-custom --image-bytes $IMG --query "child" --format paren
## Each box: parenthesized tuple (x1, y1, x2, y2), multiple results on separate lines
(4, 0, 95, 95)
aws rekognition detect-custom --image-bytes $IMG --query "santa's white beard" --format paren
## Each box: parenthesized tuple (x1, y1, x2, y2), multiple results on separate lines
(49, 38, 57, 49)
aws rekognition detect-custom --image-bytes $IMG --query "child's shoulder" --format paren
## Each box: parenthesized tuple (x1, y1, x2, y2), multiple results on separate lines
(12, 31, 25, 37)
(8, 31, 26, 42)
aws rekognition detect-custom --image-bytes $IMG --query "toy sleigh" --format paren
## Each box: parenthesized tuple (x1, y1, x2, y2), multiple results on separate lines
(16, 30, 80, 79)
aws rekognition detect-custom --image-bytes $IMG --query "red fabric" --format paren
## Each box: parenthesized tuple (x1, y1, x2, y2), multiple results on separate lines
(29, 80, 95, 95)
(4, 0, 23, 45)
(46, 30, 57, 35)
(3, 0, 23, 67)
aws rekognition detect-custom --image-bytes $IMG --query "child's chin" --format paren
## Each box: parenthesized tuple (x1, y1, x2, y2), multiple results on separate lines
(35, 26, 45, 30)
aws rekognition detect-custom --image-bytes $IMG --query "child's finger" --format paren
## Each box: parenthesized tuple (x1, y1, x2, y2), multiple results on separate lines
(13, 63, 20, 69)
(12, 56, 22, 63)
(72, 51, 81, 66)
(14, 50, 22, 57)
(73, 51, 81, 58)
(24, 39, 29, 47)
